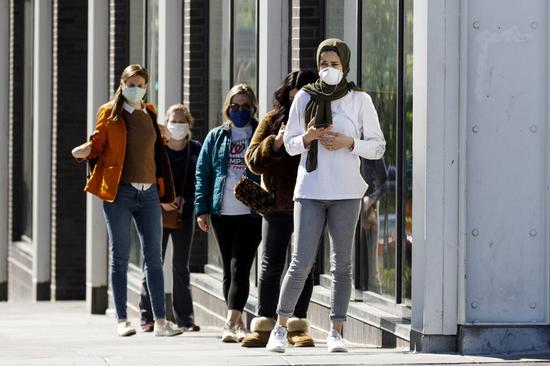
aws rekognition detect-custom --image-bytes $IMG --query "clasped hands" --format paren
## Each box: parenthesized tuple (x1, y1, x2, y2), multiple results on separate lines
(302, 117, 354, 151)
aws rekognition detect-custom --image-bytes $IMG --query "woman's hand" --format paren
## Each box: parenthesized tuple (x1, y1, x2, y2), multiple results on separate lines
(319, 131, 354, 151)
(72, 141, 92, 159)
(197, 214, 210, 232)
(272, 123, 286, 152)
(302, 117, 332, 147)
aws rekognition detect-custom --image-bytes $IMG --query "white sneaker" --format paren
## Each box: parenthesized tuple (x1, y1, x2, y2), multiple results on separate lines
(117, 321, 136, 337)
(222, 324, 238, 343)
(154, 321, 183, 336)
(327, 329, 347, 352)
(266, 325, 287, 353)
(236, 325, 247, 342)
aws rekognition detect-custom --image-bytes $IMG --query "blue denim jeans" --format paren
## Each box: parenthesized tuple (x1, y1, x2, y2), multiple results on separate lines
(103, 183, 166, 320)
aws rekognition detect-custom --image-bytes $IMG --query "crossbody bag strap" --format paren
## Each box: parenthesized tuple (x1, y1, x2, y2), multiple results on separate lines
(178, 142, 192, 210)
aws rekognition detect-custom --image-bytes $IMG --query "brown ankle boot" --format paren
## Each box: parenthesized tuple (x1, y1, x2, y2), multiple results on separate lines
(240, 317, 275, 348)
(287, 318, 315, 347)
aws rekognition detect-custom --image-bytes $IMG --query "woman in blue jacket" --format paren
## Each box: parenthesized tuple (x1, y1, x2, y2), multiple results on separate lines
(194, 84, 262, 343)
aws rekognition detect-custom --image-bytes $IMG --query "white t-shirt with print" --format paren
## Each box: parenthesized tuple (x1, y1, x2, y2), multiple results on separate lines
(221, 125, 253, 215)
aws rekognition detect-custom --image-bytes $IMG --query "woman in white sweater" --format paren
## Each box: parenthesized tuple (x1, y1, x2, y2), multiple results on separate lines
(266, 38, 386, 353)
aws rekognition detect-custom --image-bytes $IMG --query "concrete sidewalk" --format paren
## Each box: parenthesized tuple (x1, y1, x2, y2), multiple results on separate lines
(1, 302, 549, 366)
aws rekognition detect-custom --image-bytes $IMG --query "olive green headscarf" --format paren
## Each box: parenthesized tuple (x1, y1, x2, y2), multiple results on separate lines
(302, 38, 362, 172)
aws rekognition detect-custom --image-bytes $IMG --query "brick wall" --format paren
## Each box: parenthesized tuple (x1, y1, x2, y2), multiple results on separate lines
(109, 0, 129, 96)
(290, 0, 325, 71)
(50, 0, 88, 300)
(183, 0, 208, 272)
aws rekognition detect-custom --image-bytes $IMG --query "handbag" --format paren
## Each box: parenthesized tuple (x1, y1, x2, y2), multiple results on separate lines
(234, 170, 275, 215)
(161, 202, 182, 229)
(161, 145, 191, 228)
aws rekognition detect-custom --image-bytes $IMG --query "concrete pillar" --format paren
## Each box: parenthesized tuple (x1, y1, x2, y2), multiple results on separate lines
(158, 0, 184, 295)
(86, 0, 109, 314)
(0, 0, 10, 301)
(257, 0, 289, 117)
(411, 0, 460, 352)
(32, 0, 52, 301)
(158, 0, 183, 121)
(457, 0, 550, 354)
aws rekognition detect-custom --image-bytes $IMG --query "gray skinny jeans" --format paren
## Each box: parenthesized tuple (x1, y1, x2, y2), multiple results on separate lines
(276, 198, 361, 322)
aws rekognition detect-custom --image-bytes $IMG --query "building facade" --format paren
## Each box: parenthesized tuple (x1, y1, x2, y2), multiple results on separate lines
(1, 0, 549, 354)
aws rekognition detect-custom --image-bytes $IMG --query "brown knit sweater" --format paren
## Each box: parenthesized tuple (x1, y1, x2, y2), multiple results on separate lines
(245, 110, 299, 213)
(121, 109, 157, 184)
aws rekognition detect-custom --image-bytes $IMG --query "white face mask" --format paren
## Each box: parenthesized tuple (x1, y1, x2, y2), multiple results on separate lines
(167, 123, 190, 140)
(122, 85, 146, 104)
(319, 67, 344, 86)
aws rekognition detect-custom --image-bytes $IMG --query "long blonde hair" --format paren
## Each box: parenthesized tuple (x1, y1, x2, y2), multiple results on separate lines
(222, 84, 258, 122)
(165, 103, 194, 140)
(110, 64, 149, 121)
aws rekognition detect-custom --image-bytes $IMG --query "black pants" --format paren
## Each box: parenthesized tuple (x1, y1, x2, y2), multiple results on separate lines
(210, 214, 262, 312)
(140, 207, 196, 326)
(257, 212, 315, 319)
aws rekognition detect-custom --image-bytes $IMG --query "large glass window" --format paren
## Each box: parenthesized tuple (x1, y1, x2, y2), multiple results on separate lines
(129, 0, 146, 66)
(359, 0, 413, 305)
(232, 0, 257, 91)
(402, 0, 413, 302)
(321, 0, 413, 308)
(20, 0, 34, 242)
(324, 0, 358, 82)
(146, 0, 159, 106)
(207, 0, 231, 268)
(361, 0, 398, 300)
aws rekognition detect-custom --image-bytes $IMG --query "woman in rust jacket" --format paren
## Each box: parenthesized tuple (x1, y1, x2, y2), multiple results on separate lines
(71, 64, 181, 338)
(242, 70, 317, 348)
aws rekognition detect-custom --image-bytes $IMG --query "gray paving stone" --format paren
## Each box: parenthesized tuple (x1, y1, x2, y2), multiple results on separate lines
(0, 302, 549, 366)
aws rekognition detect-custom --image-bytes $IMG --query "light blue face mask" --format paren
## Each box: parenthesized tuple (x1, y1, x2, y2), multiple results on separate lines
(122, 85, 146, 104)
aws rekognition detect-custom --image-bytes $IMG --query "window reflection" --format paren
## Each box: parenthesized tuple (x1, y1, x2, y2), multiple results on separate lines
(403, 0, 413, 302)
(233, 0, 256, 90)
(361, 0, 398, 299)
(207, 0, 232, 268)
(147, 0, 159, 105)
(20, 0, 34, 241)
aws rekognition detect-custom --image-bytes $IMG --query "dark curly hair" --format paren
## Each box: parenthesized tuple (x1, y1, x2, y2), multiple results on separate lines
(271, 70, 318, 132)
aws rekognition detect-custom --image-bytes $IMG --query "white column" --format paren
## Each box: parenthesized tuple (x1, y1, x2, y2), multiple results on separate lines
(412, 0, 460, 337)
(0, 0, 10, 298)
(258, 0, 289, 117)
(158, 0, 183, 292)
(32, 0, 52, 298)
(86, 0, 109, 314)
(158, 0, 183, 122)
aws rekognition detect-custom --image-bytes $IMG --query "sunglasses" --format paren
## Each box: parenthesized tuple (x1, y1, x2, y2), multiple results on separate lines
(229, 103, 252, 112)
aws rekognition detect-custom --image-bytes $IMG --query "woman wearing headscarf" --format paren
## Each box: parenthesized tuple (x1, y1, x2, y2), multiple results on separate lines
(265, 39, 386, 353)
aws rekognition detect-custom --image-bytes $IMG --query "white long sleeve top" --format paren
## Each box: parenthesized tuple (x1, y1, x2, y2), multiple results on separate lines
(283, 89, 386, 200)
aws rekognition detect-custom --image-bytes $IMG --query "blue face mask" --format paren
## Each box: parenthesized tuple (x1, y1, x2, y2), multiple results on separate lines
(229, 109, 252, 128)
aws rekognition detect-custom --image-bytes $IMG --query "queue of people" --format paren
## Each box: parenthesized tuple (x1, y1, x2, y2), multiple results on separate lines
(71, 38, 385, 353)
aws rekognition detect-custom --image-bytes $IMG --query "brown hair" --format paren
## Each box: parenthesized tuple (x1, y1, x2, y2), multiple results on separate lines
(222, 84, 258, 122)
(165, 103, 194, 140)
(109, 64, 149, 121)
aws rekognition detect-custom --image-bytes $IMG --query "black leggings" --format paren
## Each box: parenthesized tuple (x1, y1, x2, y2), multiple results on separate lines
(210, 214, 262, 312)
(257, 212, 315, 319)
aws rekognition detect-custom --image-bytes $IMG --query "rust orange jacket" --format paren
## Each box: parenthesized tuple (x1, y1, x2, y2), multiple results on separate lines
(82, 102, 175, 203)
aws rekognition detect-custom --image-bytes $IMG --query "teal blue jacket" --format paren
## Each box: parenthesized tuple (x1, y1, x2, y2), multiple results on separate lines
(194, 120, 260, 216)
